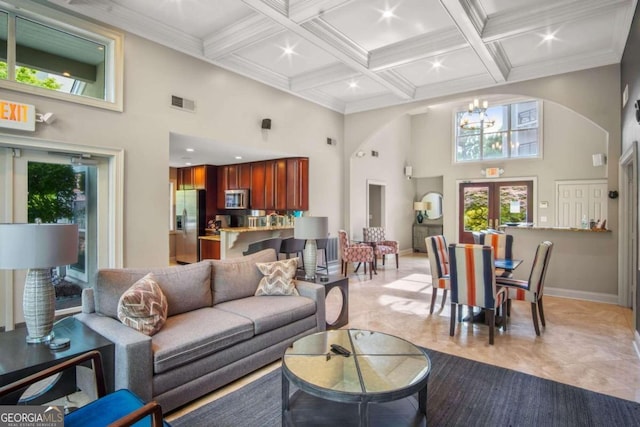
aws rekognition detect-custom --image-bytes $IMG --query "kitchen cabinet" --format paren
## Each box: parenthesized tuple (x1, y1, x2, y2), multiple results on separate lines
(412, 223, 443, 253)
(286, 157, 308, 211)
(177, 165, 215, 191)
(250, 162, 266, 209)
(217, 164, 252, 209)
(199, 238, 220, 260)
(265, 159, 287, 210)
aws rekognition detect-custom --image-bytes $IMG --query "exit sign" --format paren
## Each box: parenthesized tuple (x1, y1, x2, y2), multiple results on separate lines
(0, 100, 35, 131)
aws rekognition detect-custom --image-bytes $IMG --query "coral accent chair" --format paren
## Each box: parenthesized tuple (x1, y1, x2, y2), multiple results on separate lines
(339, 230, 374, 279)
(448, 243, 508, 345)
(425, 235, 449, 314)
(497, 241, 553, 336)
(362, 227, 399, 268)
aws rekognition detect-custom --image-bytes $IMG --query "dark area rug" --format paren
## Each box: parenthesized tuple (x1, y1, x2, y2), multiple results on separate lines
(171, 349, 640, 427)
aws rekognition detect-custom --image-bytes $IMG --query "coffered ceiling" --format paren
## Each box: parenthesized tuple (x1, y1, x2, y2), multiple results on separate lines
(48, 0, 637, 115)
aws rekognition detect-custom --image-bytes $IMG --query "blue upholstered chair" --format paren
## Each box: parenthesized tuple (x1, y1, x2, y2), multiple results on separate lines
(425, 235, 450, 314)
(0, 350, 170, 427)
(448, 243, 508, 345)
(497, 241, 554, 336)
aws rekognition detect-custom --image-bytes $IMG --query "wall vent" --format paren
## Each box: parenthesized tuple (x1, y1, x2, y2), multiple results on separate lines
(171, 95, 196, 112)
(371, 150, 379, 157)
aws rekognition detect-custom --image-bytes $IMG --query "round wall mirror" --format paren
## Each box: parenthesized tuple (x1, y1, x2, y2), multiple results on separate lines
(421, 192, 443, 220)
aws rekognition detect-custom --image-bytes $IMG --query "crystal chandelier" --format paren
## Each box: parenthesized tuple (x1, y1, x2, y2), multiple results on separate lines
(460, 99, 495, 130)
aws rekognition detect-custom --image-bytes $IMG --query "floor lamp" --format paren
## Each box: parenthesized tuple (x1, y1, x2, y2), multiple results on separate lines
(294, 217, 328, 280)
(0, 223, 78, 343)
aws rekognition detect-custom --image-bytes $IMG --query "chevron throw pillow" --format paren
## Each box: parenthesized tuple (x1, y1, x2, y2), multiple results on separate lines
(117, 272, 168, 335)
(255, 258, 299, 296)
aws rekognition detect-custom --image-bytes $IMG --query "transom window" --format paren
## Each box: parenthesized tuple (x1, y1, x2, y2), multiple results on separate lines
(0, 4, 123, 111)
(454, 100, 541, 163)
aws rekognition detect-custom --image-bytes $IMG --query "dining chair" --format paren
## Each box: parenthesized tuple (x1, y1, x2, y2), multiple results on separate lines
(496, 241, 553, 336)
(480, 232, 514, 277)
(471, 231, 485, 244)
(448, 243, 508, 345)
(242, 238, 282, 256)
(338, 230, 374, 279)
(315, 238, 329, 273)
(425, 235, 449, 314)
(279, 237, 305, 263)
(362, 227, 399, 268)
(0, 350, 170, 427)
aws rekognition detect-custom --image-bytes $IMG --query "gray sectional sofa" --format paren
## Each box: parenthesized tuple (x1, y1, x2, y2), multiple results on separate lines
(75, 249, 326, 412)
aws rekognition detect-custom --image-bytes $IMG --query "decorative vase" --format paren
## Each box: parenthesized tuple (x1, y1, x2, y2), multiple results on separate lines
(416, 212, 424, 224)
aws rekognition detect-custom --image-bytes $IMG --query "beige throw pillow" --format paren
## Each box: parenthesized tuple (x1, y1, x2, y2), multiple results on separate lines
(255, 258, 299, 296)
(117, 272, 168, 336)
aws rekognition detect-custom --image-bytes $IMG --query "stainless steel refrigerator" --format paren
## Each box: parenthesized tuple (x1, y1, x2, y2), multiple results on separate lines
(175, 189, 206, 264)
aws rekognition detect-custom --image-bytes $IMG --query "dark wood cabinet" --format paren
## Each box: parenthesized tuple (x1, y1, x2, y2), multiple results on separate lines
(286, 157, 308, 211)
(265, 159, 287, 210)
(177, 165, 215, 191)
(200, 238, 220, 260)
(251, 162, 266, 209)
(217, 164, 252, 209)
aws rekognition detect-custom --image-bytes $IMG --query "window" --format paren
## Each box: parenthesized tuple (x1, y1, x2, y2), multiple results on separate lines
(455, 100, 541, 163)
(0, 3, 123, 111)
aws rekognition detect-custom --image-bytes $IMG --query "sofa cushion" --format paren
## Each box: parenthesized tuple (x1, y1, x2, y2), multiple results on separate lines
(215, 295, 316, 335)
(95, 261, 212, 319)
(117, 273, 168, 336)
(152, 307, 254, 374)
(255, 258, 299, 296)
(211, 249, 276, 304)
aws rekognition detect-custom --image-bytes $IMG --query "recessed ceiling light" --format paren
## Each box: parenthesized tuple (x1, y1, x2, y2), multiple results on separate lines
(382, 9, 394, 19)
(185, 162, 192, 166)
(283, 46, 295, 56)
(432, 60, 442, 69)
(62, 71, 71, 77)
(543, 33, 556, 42)
(348, 81, 359, 89)
(235, 156, 242, 160)
(186, 148, 194, 152)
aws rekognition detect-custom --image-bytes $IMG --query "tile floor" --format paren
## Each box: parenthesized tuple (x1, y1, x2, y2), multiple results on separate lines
(167, 252, 640, 420)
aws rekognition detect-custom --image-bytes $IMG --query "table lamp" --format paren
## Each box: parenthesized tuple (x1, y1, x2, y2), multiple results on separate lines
(294, 216, 328, 280)
(0, 223, 79, 343)
(414, 202, 426, 223)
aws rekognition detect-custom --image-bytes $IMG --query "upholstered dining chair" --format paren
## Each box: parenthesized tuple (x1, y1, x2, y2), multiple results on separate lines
(339, 230, 374, 279)
(242, 238, 282, 256)
(425, 235, 449, 314)
(480, 232, 514, 277)
(0, 350, 170, 427)
(496, 241, 553, 336)
(362, 227, 399, 268)
(448, 243, 508, 345)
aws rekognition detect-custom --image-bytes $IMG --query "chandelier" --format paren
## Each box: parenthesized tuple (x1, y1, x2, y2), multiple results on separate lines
(460, 99, 495, 130)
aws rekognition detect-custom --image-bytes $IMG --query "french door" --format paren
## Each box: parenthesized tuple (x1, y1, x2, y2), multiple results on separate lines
(459, 180, 533, 243)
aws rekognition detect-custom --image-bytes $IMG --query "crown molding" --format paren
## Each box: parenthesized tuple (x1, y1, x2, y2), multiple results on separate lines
(203, 14, 284, 59)
(218, 54, 290, 90)
(290, 62, 359, 91)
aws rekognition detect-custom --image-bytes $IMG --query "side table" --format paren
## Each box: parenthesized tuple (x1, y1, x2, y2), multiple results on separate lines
(297, 274, 349, 330)
(0, 316, 114, 404)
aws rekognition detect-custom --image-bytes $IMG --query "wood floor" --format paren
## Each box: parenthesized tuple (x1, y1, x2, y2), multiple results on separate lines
(167, 252, 640, 420)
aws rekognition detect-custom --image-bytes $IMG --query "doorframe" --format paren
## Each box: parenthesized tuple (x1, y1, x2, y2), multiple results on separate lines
(455, 176, 538, 242)
(619, 141, 637, 311)
(0, 133, 124, 330)
(366, 180, 386, 228)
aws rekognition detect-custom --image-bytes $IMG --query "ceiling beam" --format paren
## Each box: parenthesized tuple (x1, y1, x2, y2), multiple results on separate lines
(203, 14, 284, 59)
(439, 0, 509, 83)
(288, 0, 356, 23)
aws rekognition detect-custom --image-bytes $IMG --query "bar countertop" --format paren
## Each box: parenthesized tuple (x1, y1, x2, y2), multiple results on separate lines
(501, 226, 611, 233)
(219, 225, 294, 233)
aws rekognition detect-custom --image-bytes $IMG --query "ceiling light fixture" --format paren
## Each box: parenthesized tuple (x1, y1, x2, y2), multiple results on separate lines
(185, 162, 192, 166)
(348, 81, 359, 89)
(235, 156, 242, 160)
(283, 46, 294, 56)
(186, 148, 194, 152)
(382, 9, 394, 18)
(459, 99, 495, 130)
(432, 60, 442, 69)
(543, 33, 556, 42)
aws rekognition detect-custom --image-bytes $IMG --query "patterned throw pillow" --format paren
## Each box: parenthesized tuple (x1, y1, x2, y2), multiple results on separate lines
(117, 273, 168, 336)
(255, 258, 299, 296)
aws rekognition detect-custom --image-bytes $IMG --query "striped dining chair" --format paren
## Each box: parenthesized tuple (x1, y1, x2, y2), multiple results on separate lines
(425, 235, 449, 314)
(480, 232, 514, 277)
(497, 241, 553, 336)
(448, 243, 508, 345)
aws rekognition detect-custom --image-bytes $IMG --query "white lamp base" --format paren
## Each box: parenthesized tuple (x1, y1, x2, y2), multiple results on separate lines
(24, 268, 56, 343)
(303, 239, 318, 280)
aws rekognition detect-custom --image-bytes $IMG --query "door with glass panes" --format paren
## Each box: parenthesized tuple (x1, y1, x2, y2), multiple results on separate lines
(459, 181, 533, 243)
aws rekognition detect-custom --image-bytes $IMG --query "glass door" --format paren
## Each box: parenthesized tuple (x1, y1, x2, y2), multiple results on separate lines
(459, 180, 533, 243)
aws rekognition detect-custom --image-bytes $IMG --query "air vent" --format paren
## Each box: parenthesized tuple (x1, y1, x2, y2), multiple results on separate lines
(371, 150, 379, 157)
(171, 95, 196, 112)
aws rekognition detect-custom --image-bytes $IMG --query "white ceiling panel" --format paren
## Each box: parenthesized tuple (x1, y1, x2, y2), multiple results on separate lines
(393, 48, 487, 87)
(234, 31, 339, 77)
(316, 76, 388, 103)
(501, 12, 619, 67)
(321, 0, 454, 51)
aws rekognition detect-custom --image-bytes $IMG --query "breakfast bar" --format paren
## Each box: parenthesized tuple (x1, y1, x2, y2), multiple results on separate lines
(216, 226, 294, 259)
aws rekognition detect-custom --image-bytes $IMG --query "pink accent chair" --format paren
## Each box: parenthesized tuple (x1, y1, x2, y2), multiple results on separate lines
(339, 230, 374, 279)
(362, 227, 399, 269)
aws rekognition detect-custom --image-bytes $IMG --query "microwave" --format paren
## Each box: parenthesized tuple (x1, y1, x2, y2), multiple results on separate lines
(225, 189, 249, 209)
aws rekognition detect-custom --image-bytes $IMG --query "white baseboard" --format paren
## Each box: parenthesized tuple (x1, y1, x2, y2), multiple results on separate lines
(544, 287, 618, 304)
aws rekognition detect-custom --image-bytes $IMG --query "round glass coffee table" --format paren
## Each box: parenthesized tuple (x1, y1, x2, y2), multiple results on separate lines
(282, 329, 431, 426)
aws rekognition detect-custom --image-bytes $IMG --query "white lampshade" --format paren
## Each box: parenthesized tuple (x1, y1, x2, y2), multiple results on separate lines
(414, 202, 426, 211)
(0, 223, 79, 269)
(294, 217, 328, 240)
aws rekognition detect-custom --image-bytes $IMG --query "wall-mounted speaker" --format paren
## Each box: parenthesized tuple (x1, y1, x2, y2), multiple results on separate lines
(261, 118, 271, 130)
(404, 166, 412, 179)
(592, 153, 606, 167)
(635, 100, 640, 124)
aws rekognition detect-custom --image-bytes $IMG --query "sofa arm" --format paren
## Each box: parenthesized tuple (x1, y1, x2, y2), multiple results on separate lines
(296, 281, 326, 332)
(75, 312, 154, 402)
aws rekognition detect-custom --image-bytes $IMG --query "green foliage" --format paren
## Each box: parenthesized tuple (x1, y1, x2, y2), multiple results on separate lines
(0, 62, 63, 90)
(28, 163, 76, 223)
(463, 189, 489, 231)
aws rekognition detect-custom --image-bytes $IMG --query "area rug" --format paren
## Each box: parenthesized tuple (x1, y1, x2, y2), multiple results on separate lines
(171, 349, 640, 426)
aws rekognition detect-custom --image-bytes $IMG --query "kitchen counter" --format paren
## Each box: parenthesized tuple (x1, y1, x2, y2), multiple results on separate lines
(199, 235, 221, 241)
(500, 225, 610, 232)
(220, 225, 294, 233)
(218, 226, 294, 259)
